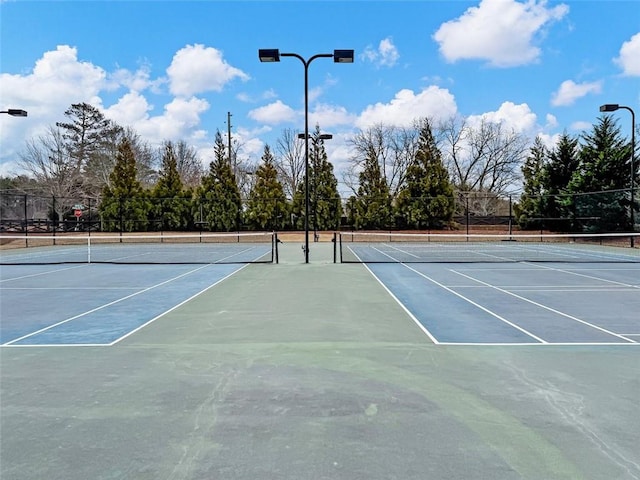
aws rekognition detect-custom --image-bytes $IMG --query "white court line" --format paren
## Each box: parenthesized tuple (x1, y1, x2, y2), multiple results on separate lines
(348, 247, 439, 344)
(362, 263, 440, 344)
(381, 243, 420, 258)
(450, 269, 636, 344)
(523, 262, 640, 289)
(109, 263, 250, 345)
(1, 343, 112, 348)
(449, 285, 635, 291)
(2, 287, 135, 290)
(401, 264, 546, 343)
(0, 264, 88, 283)
(437, 341, 640, 346)
(2, 264, 213, 346)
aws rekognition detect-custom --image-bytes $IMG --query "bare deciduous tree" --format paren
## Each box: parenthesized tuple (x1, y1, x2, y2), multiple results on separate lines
(438, 116, 528, 195)
(345, 123, 420, 199)
(17, 126, 80, 219)
(274, 128, 305, 200)
(172, 140, 203, 189)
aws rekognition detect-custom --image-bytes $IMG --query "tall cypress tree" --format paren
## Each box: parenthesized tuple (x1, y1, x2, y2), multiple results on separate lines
(246, 145, 289, 230)
(99, 139, 150, 232)
(152, 141, 192, 231)
(197, 131, 242, 231)
(541, 132, 580, 230)
(291, 127, 342, 231)
(517, 136, 546, 229)
(396, 120, 454, 229)
(354, 145, 393, 229)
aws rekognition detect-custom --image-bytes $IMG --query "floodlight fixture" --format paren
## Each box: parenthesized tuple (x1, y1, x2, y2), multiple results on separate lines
(600, 104, 620, 112)
(258, 49, 280, 62)
(1, 109, 28, 117)
(298, 133, 333, 140)
(333, 50, 354, 63)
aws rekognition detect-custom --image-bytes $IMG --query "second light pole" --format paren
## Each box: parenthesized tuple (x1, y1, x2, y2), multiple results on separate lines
(259, 48, 353, 262)
(299, 132, 333, 242)
(600, 103, 636, 246)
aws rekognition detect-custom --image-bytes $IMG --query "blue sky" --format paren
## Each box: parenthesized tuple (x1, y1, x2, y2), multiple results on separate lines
(1, 0, 639, 192)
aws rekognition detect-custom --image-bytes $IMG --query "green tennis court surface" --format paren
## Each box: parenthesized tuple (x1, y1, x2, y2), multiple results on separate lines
(1, 241, 639, 479)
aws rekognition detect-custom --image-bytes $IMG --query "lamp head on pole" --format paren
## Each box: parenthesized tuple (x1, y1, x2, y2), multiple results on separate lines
(1, 109, 28, 117)
(258, 49, 280, 62)
(333, 50, 354, 63)
(298, 133, 333, 140)
(600, 104, 620, 112)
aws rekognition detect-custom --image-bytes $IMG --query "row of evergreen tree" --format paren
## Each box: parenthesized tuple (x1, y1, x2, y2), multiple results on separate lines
(99, 120, 457, 232)
(517, 116, 637, 232)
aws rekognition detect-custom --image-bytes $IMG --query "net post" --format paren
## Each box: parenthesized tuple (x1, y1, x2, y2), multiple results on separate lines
(87, 236, 91, 264)
(23, 194, 28, 246)
(339, 232, 343, 263)
(333, 231, 337, 263)
(52, 196, 57, 244)
(274, 232, 279, 264)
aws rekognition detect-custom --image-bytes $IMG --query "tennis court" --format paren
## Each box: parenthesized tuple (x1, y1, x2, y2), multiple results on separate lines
(1, 234, 639, 479)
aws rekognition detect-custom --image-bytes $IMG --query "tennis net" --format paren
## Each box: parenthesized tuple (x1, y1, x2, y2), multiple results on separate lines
(337, 231, 640, 263)
(0, 232, 278, 265)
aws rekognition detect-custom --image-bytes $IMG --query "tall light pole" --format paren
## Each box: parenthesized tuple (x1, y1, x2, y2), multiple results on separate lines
(600, 104, 636, 245)
(299, 132, 332, 242)
(259, 49, 353, 263)
(0, 109, 28, 117)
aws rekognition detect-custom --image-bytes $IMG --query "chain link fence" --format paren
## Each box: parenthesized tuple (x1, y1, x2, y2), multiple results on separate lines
(2, 189, 635, 234)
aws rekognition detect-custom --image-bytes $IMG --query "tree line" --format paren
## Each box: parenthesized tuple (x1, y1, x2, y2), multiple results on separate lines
(517, 116, 637, 232)
(1, 102, 636, 233)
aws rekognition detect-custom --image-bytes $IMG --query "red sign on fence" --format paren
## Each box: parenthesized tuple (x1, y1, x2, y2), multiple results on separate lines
(74, 209, 82, 218)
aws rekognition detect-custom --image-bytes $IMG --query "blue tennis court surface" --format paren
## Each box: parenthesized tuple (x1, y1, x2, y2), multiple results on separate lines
(367, 262, 640, 345)
(0, 263, 246, 346)
(2, 250, 639, 347)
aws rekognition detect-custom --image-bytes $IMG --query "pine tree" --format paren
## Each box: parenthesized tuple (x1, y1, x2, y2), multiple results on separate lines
(566, 116, 631, 231)
(354, 145, 393, 229)
(196, 131, 242, 231)
(516, 136, 546, 229)
(246, 145, 289, 230)
(395, 120, 454, 229)
(56, 102, 123, 197)
(540, 132, 580, 230)
(99, 139, 151, 231)
(291, 127, 342, 231)
(152, 141, 192, 230)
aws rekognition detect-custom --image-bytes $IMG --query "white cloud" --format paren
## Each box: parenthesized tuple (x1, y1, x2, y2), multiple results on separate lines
(0, 45, 107, 109)
(356, 86, 458, 128)
(614, 32, 640, 76)
(109, 64, 157, 93)
(551, 79, 603, 106)
(103, 91, 153, 126)
(0, 45, 108, 165)
(0, 44, 246, 168)
(166, 44, 249, 97)
(362, 37, 400, 68)
(468, 101, 538, 134)
(310, 104, 357, 130)
(248, 100, 297, 124)
(137, 97, 209, 143)
(433, 0, 569, 67)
